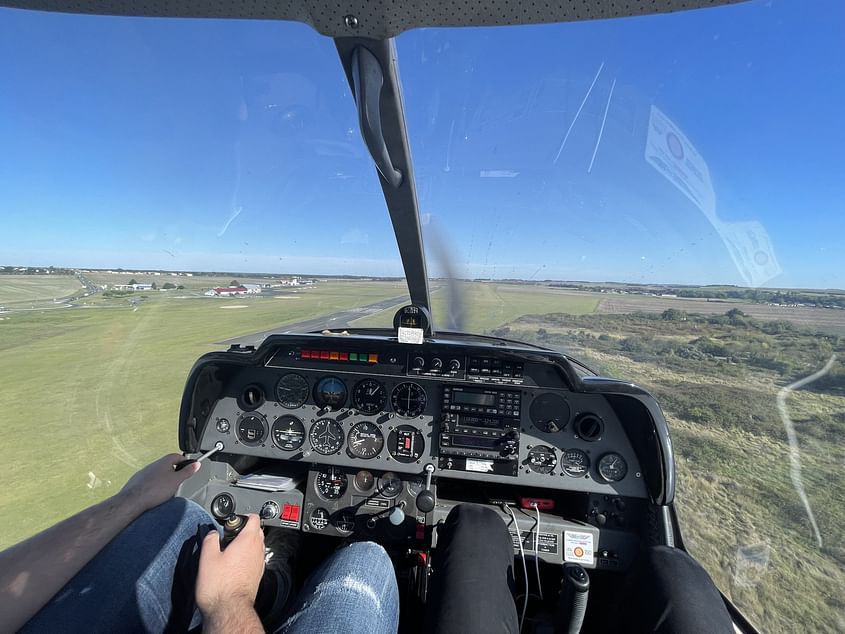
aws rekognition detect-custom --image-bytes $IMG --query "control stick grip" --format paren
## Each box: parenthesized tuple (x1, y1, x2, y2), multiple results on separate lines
(556, 563, 590, 634)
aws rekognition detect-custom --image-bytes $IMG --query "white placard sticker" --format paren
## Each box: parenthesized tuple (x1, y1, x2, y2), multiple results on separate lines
(398, 326, 424, 344)
(564, 531, 594, 565)
(465, 459, 494, 473)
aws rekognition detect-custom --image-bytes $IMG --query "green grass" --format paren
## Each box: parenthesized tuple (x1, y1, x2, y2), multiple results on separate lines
(0, 280, 405, 548)
(0, 275, 83, 305)
(351, 282, 600, 331)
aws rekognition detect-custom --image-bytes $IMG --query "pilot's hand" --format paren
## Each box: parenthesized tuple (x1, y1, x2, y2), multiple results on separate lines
(196, 514, 265, 625)
(118, 454, 201, 515)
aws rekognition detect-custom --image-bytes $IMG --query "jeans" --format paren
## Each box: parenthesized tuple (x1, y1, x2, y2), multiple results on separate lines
(22, 497, 400, 634)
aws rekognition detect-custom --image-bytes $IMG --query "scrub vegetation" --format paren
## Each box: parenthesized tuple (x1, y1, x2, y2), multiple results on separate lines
(499, 310, 845, 634)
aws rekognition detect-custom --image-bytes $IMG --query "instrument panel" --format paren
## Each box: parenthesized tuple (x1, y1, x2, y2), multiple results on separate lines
(195, 341, 648, 500)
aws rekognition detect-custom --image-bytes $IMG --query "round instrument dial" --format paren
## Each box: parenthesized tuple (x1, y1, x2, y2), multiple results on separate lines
(310, 508, 330, 531)
(315, 466, 348, 500)
(334, 509, 356, 533)
(308, 418, 344, 455)
(597, 453, 628, 482)
(377, 472, 403, 498)
(276, 373, 309, 408)
(526, 445, 557, 474)
(391, 382, 427, 418)
(561, 449, 591, 477)
(354, 470, 375, 492)
(347, 422, 384, 459)
(353, 379, 387, 414)
(313, 376, 347, 410)
(236, 412, 267, 446)
(271, 415, 305, 451)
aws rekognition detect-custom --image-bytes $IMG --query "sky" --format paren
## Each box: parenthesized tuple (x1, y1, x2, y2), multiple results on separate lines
(0, 0, 843, 289)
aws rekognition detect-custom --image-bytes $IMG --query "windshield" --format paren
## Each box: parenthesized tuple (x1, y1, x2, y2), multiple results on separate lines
(2, 2, 843, 632)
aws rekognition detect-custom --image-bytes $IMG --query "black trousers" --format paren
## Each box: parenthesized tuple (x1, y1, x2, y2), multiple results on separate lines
(425, 504, 520, 634)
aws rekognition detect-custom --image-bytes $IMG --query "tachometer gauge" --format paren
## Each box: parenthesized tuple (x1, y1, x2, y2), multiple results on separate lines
(271, 415, 305, 451)
(353, 379, 387, 414)
(561, 448, 591, 477)
(391, 382, 427, 417)
(347, 422, 384, 459)
(313, 376, 347, 410)
(377, 472, 403, 498)
(315, 466, 348, 500)
(308, 418, 344, 455)
(236, 412, 268, 446)
(526, 445, 557, 474)
(276, 373, 309, 408)
(597, 453, 628, 482)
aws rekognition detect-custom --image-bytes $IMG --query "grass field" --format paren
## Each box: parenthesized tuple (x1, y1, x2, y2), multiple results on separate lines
(0, 275, 83, 306)
(351, 282, 600, 332)
(82, 271, 291, 292)
(0, 280, 405, 547)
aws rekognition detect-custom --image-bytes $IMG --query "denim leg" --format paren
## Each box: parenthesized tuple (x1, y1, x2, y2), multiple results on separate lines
(22, 497, 218, 634)
(276, 541, 399, 634)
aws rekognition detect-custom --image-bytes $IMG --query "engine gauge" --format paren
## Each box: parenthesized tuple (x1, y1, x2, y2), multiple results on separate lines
(354, 470, 375, 492)
(236, 412, 268, 446)
(347, 422, 384, 459)
(334, 509, 356, 533)
(276, 373, 309, 408)
(377, 472, 403, 498)
(526, 445, 557, 474)
(309, 508, 330, 531)
(313, 376, 347, 410)
(271, 415, 305, 451)
(315, 466, 348, 500)
(391, 382, 427, 418)
(597, 453, 628, 482)
(561, 448, 591, 477)
(353, 379, 387, 415)
(308, 418, 344, 455)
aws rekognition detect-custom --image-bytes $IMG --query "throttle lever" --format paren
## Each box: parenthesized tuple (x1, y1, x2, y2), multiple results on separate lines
(174, 441, 224, 471)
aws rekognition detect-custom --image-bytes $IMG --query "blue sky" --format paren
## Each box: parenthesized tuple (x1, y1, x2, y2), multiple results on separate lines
(0, 0, 842, 289)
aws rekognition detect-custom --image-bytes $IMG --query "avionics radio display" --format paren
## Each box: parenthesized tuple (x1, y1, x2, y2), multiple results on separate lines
(452, 392, 496, 406)
(442, 385, 521, 418)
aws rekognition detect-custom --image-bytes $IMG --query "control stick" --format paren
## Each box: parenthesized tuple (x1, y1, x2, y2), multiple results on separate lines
(415, 464, 436, 513)
(556, 563, 590, 634)
(174, 441, 224, 471)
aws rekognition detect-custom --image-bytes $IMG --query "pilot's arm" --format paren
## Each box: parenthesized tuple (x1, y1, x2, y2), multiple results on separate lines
(0, 454, 200, 633)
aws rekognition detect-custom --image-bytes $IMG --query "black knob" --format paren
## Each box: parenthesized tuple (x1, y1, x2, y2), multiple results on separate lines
(416, 490, 435, 513)
(449, 359, 461, 371)
(595, 513, 607, 526)
(432, 358, 443, 370)
(413, 356, 425, 369)
(222, 514, 247, 547)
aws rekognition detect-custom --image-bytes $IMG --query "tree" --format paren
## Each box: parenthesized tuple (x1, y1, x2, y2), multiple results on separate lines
(151, 282, 157, 290)
(128, 278, 137, 285)
(230, 280, 240, 287)
(661, 308, 687, 321)
(162, 282, 176, 289)
(177, 285, 185, 290)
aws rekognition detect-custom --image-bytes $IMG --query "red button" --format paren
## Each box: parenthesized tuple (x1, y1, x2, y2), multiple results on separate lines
(290, 505, 301, 522)
(301, 350, 311, 359)
(320, 351, 330, 360)
(281, 504, 292, 520)
(339, 352, 349, 361)
(404, 438, 411, 450)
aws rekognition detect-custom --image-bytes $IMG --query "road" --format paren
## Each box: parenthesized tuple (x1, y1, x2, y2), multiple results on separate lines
(219, 294, 410, 347)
